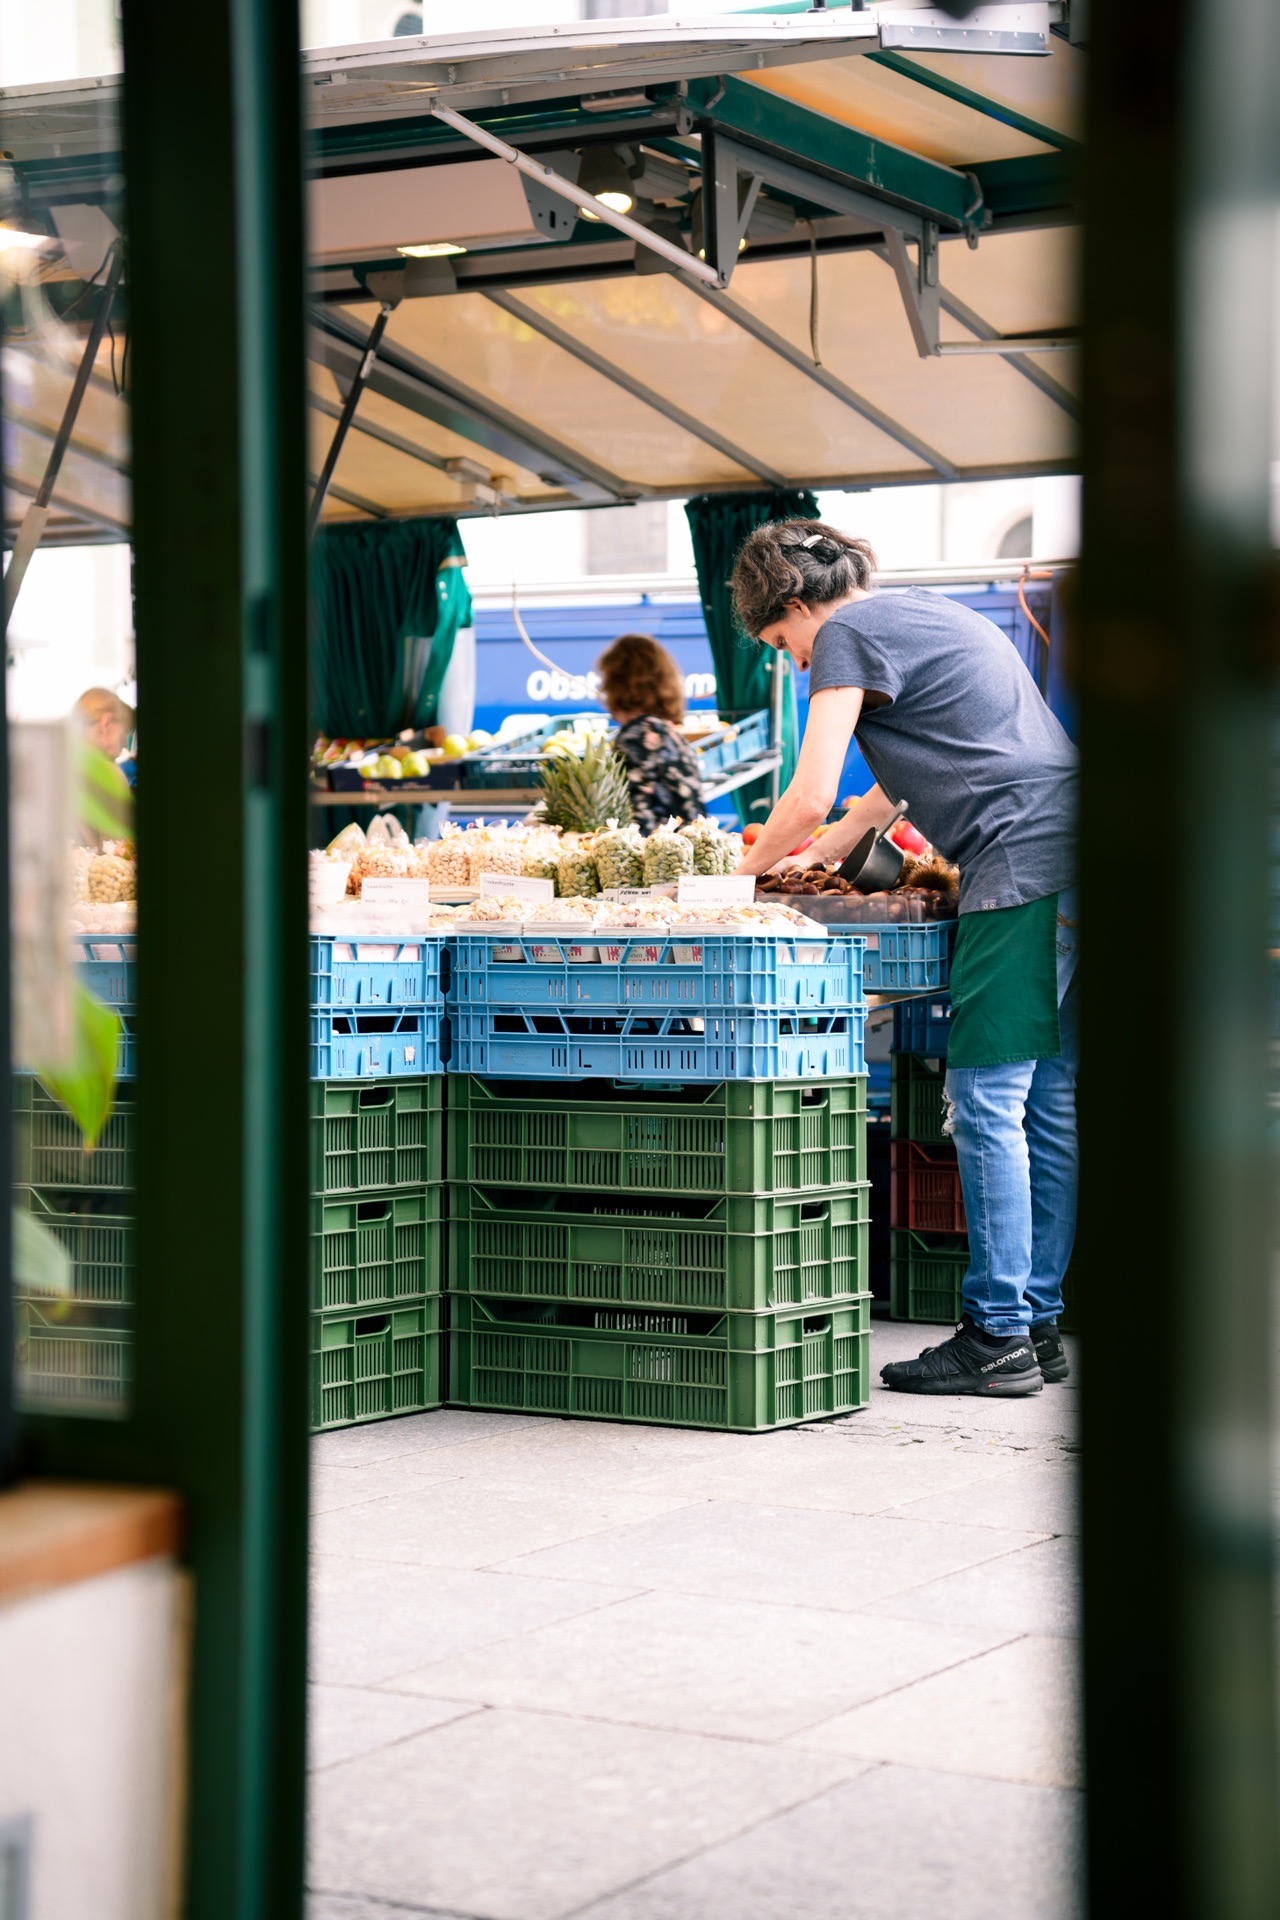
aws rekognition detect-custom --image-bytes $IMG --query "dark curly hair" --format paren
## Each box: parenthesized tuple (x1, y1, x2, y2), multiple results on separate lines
(730, 519, 877, 638)
(596, 632, 686, 726)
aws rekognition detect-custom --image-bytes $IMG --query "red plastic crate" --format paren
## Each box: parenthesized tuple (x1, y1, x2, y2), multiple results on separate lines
(890, 1139, 966, 1234)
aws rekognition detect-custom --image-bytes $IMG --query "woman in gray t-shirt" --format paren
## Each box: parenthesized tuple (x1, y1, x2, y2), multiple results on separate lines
(732, 518, 1078, 1402)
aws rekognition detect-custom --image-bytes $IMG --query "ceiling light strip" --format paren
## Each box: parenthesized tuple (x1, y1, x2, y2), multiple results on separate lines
(429, 102, 721, 289)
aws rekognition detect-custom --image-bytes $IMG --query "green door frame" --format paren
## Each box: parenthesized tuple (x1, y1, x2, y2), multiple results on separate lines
(17, 3, 313, 1915)
(1077, 0, 1280, 1912)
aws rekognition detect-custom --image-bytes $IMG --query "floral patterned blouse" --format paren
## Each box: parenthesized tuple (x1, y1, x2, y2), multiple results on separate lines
(612, 715, 704, 835)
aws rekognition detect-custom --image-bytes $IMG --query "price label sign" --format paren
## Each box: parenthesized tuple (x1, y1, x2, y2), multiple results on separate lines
(478, 872, 555, 903)
(676, 874, 757, 907)
(361, 878, 431, 911)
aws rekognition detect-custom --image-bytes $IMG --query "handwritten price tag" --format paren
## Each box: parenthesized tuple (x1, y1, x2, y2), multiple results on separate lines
(675, 875, 757, 906)
(361, 879, 431, 911)
(478, 872, 555, 902)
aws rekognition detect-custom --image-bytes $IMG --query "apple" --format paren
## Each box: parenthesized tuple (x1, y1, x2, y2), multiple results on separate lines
(442, 734, 469, 759)
(741, 823, 761, 846)
(889, 820, 928, 856)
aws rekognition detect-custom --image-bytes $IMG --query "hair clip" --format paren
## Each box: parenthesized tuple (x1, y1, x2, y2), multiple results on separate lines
(800, 534, 824, 549)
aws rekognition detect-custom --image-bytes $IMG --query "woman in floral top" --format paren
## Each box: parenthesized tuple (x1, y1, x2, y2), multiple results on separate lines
(596, 632, 704, 834)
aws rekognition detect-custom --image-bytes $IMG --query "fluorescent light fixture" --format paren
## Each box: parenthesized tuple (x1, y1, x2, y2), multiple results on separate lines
(397, 240, 467, 257)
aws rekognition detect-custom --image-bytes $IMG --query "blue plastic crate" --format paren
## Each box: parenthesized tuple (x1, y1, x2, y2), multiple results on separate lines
(464, 715, 595, 789)
(311, 1007, 443, 1078)
(73, 935, 136, 1009)
(892, 995, 952, 1055)
(309, 933, 441, 1010)
(861, 921, 955, 992)
(691, 710, 771, 781)
(447, 932, 864, 1015)
(446, 1005, 863, 1082)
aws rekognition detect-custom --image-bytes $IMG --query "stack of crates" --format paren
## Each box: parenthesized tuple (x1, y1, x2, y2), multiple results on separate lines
(11, 934, 138, 1413)
(12, 1072, 135, 1415)
(887, 994, 1076, 1333)
(308, 932, 446, 1430)
(443, 925, 873, 1432)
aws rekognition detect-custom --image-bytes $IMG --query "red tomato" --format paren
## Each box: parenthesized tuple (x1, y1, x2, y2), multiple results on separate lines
(889, 820, 928, 856)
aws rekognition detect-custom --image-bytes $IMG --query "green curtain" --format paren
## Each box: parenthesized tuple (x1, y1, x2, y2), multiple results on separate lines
(312, 517, 472, 738)
(685, 489, 819, 825)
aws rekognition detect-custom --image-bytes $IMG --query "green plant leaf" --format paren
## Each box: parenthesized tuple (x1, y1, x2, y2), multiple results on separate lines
(78, 738, 134, 841)
(34, 984, 120, 1148)
(12, 1206, 73, 1298)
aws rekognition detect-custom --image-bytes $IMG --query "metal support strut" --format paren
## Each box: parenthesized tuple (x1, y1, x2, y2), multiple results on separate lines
(308, 297, 397, 534)
(5, 244, 126, 615)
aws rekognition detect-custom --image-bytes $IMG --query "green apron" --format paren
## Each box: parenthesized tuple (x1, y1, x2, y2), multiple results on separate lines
(945, 892, 1062, 1069)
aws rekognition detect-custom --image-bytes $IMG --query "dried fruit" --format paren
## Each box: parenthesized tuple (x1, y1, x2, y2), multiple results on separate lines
(643, 819, 694, 885)
(557, 838, 601, 898)
(86, 853, 137, 902)
(594, 821, 645, 890)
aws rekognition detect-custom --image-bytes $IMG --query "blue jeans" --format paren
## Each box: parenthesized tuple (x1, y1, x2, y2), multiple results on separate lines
(943, 895, 1079, 1338)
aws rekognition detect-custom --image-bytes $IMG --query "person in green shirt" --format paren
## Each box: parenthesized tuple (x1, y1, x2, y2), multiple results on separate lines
(732, 520, 1079, 1398)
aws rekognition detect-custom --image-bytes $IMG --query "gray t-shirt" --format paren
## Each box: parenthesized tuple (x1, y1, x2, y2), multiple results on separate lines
(807, 588, 1077, 913)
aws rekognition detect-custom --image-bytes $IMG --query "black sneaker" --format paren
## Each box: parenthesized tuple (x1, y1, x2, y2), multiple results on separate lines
(1032, 1319, 1069, 1384)
(880, 1316, 1043, 1398)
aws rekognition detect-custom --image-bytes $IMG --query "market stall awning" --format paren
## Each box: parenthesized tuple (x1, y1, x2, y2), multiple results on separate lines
(0, 6, 1085, 535)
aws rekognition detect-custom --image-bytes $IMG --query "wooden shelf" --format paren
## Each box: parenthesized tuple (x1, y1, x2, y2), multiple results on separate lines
(0, 1482, 182, 1604)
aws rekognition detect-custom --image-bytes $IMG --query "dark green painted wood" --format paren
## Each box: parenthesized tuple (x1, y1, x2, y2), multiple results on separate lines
(968, 152, 1078, 223)
(19, 2, 312, 1914)
(1077, 0, 1280, 1913)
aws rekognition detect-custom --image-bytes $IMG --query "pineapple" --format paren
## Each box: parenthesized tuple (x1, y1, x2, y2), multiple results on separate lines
(538, 735, 633, 832)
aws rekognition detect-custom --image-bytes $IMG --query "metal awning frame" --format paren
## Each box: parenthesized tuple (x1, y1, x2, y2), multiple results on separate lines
(4, 22, 1084, 537)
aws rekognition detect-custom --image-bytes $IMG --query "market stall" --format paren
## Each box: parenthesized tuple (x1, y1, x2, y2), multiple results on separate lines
(5, 8, 1083, 1432)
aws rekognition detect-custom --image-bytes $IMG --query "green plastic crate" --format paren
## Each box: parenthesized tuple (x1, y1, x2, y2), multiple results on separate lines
(311, 1299, 442, 1431)
(449, 1183, 870, 1313)
(890, 1053, 949, 1146)
(310, 1076, 444, 1195)
(18, 1187, 133, 1304)
(446, 1075, 866, 1196)
(890, 1229, 968, 1322)
(16, 1301, 130, 1415)
(13, 1076, 135, 1190)
(448, 1294, 870, 1432)
(310, 1188, 443, 1311)
(891, 1230, 1079, 1335)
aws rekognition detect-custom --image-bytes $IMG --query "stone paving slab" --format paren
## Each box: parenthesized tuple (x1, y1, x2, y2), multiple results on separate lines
(569, 1764, 1083, 1920)
(886, 1459, 1079, 1534)
(861, 1533, 1079, 1639)
(310, 1559, 638, 1688)
(388, 1588, 1015, 1743)
(496, 1499, 1045, 1612)
(308, 1709, 863, 1920)
(307, 1323, 1082, 1920)
(791, 1634, 1082, 1788)
(308, 1684, 477, 1773)
(312, 1478, 699, 1574)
